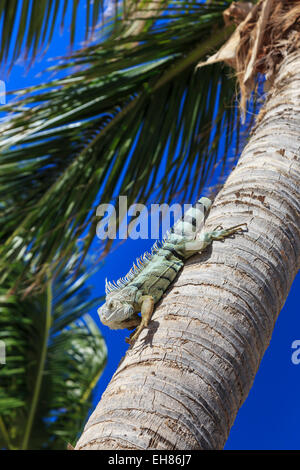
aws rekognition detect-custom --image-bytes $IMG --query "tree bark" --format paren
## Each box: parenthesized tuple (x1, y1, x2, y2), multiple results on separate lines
(76, 49, 300, 450)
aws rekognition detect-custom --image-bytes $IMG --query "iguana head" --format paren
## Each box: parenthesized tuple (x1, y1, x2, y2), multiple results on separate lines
(98, 292, 138, 330)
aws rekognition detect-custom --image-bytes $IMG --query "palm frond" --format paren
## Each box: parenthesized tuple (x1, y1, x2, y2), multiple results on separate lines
(0, 0, 247, 284)
(0, 255, 106, 450)
(0, 0, 107, 70)
(0, 0, 173, 72)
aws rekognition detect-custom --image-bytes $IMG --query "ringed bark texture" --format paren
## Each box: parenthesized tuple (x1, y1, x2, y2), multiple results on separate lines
(76, 50, 300, 450)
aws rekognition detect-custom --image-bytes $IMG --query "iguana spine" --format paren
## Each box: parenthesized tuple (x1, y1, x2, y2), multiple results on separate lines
(98, 197, 245, 344)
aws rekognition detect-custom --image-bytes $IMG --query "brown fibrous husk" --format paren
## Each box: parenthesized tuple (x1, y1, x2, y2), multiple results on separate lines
(236, 0, 300, 110)
(198, 0, 300, 119)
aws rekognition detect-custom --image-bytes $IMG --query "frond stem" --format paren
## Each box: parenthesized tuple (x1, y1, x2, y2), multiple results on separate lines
(21, 273, 52, 450)
(80, 359, 107, 404)
(0, 416, 14, 450)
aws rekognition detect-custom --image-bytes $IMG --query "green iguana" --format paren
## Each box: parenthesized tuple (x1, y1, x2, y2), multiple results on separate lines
(98, 197, 245, 344)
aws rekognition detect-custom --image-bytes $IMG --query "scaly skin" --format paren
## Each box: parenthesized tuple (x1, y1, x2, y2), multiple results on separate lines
(98, 197, 246, 344)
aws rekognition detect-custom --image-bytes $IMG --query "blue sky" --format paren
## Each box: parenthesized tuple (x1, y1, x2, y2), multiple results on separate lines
(2, 0, 299, 450)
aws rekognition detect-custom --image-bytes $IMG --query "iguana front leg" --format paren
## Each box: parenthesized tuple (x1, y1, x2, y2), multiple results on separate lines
(184, 223, 246, 252)
(126, 295, 154, 345)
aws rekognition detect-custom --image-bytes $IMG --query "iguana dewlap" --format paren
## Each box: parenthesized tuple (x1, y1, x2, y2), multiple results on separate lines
(98, 197, 245, 344)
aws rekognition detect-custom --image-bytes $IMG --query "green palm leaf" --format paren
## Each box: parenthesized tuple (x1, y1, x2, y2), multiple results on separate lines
(0, 255, 107, 450)
(0, 1, 246, 284)
(0, 0, 106, 67)
(0, 0, 172, 70)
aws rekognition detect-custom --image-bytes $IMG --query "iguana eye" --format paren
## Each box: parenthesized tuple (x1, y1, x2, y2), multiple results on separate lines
(107, 300, 115, 309)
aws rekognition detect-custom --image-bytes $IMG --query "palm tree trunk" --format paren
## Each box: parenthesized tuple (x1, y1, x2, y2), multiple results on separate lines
(76, 49, 300, 450)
